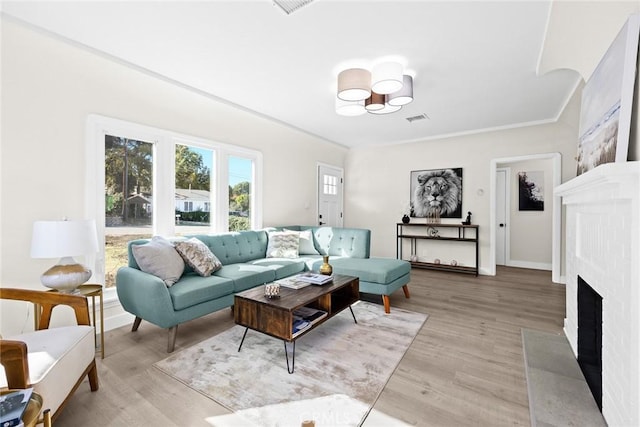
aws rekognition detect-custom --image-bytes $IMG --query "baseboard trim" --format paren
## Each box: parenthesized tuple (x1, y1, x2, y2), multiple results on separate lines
(479, 267, 492, 276)
(104, 311, 135, 332)
(506, 260, 552, 271)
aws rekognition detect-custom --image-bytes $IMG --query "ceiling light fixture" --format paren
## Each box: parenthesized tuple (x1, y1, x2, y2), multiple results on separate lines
(365, 92, 385, 111)
(337, 68, 371, 101)
(368, 103, 402, 115)
(387, 75, 414, 106)
(335, 60, 414, 116)
(371, 62, 404, 94)
(335, 98, 366, 116)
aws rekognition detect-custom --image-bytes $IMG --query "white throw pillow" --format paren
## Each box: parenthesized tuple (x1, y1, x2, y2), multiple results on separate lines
(174, 237, 222, 277)
(266, 231, 300, 258)
(286, 229, 319, 255)
(131, 236, 185, 287)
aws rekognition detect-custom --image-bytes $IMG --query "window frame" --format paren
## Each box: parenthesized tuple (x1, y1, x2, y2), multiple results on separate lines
(85, 114, 263, 300)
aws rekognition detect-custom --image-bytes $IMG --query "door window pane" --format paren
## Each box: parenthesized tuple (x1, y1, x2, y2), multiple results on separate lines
(323, 174, 338, 195)
(175, 144, 213, 235)
(229, 156, 252, 231)
(104, 135, 153, 288)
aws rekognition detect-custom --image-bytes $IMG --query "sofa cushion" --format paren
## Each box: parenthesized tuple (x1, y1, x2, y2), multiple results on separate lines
(248, 258, 307, 279)
(1, 325, 95, 417)
(214, 264, 275, 292)
(266, 230, 299, 258)
(199, 231, 268, 265)
(312, 227, 370, 258)
(329, 257, 410, 284)
(168, 274, 235, 310)
(174, 237, 222, 276)
(131, 236, 185, 286)
(298, 255, 325, 272)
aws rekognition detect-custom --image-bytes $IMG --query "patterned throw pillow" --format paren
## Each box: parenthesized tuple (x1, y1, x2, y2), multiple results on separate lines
(131, 236, 185, 287)
(266, 231, 300, 258)
(174, 237, 222, 277)
(284, 229, 320, 255)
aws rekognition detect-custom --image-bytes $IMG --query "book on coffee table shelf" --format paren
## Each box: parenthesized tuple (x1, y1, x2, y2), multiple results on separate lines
(274, 276, 312, 290)
(296, 272, 333, 285)
(0, 388, 33, 427)
(292, 306, 328, 337)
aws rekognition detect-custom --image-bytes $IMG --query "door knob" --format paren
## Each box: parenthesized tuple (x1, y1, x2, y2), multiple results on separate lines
(499, 223, 505, 227)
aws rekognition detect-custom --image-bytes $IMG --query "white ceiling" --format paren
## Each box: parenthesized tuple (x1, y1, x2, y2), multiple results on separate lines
(2, 0, 581, 148)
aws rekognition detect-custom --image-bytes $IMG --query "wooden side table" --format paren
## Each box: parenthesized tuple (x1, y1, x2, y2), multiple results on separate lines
(34, 284, 105, 359)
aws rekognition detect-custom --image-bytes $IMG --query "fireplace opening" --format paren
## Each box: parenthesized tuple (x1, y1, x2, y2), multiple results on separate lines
(577, 276, 603, 411)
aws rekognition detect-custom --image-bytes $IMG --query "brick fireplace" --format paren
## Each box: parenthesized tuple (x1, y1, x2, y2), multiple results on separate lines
(555, 161, 639, 426)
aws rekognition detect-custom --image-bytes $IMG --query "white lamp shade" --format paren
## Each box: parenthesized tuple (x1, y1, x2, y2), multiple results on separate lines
(368, 103, 402, 115)
(31, 220, 99, 258)
(371, 62, 404, 95)
(387, 75, 414, 106)
(365, 92, 386, 111)
(337, 68, 371, 101)
(335, 98, 366, 116)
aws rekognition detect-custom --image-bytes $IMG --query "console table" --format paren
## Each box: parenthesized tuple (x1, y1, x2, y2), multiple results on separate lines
(397, 223, 479, 276)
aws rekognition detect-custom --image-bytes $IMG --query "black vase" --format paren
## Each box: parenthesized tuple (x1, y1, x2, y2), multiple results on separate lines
(402, 214, 410, 224)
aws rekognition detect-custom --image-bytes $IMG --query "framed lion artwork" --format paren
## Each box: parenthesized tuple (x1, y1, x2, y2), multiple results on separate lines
(410, 168, 463, 218)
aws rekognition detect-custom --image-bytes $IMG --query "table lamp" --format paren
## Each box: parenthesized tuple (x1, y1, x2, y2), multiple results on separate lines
(30, 219, 99, 292)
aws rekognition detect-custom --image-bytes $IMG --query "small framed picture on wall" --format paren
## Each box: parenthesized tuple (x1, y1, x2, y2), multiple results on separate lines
(518, 171, 544, 211)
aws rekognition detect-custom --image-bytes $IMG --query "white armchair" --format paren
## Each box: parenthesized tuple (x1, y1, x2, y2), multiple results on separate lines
(0, 288, 99, 423)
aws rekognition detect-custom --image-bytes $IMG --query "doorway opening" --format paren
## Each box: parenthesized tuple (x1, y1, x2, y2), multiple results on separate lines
(489, 153, 562, 283)
(495, 167, 510, 266)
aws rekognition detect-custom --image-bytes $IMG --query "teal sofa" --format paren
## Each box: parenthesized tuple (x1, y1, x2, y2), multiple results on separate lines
(116, 226, 410, 352)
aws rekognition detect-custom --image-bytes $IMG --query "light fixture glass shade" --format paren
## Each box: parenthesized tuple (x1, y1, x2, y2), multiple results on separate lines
(371, 62, 403, 95)
(337, 68, 371, 101)
(31, 219, 99, 292)
(365, 92, 386, 111)
(335, 98, 366, 116)
(368, 103, 402, 115)
(387, 75, 414, 106)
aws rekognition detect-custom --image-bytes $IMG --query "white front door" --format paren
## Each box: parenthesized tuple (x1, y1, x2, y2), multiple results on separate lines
(496, 168, 509, 265)
(317, 164, 343, 227)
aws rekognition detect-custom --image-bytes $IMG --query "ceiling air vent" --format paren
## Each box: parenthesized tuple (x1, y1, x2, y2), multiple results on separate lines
(406, 114, 429, 123)
(273, 0, 315, 15)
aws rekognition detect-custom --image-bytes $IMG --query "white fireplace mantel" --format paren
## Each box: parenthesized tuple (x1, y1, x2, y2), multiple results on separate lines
(555, 161, 639, 202)
(555, 161, 639, 426)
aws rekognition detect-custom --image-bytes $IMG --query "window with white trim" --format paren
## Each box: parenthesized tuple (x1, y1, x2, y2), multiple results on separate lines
(86, 115, 262, 290)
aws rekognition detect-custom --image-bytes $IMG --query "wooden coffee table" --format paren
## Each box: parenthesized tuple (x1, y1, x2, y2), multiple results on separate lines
(234, 274, 359, 373)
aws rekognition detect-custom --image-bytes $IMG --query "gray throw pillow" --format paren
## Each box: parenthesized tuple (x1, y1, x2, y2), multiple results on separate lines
(174, 238, 222, 277)
(131, 236, 185, 287)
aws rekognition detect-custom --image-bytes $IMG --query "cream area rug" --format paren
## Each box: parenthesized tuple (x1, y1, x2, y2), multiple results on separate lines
(154, 301, 427, 427)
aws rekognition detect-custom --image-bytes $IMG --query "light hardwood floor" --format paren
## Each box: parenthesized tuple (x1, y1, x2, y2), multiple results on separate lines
(55, 266, 565, 426)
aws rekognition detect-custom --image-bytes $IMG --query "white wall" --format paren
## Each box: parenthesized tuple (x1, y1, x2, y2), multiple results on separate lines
(345, 2, 639, 274)
(0, 18, 347, 335)
(344, 88, 581, 274)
